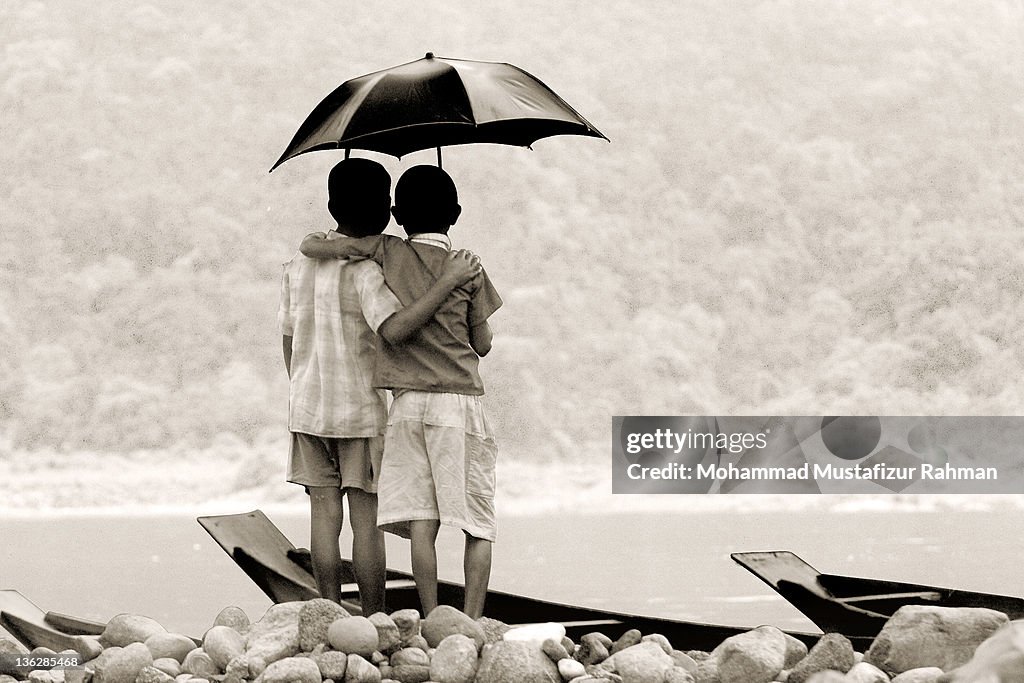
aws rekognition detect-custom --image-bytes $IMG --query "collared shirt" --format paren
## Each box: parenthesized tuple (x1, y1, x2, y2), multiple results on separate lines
(278, 231, 402, 437)
(340, 233, 503, 395)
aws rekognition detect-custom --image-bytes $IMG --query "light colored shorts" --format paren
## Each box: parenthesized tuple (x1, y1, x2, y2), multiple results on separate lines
(378, 391, 497, 542)
(287, 433, 383, 493)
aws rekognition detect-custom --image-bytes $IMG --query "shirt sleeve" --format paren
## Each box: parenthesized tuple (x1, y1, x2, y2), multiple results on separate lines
(277, 261, 294, 336)
(467, 267, 503, 326)
(342, 234, 388, 263)
(350, 260, 403, 333)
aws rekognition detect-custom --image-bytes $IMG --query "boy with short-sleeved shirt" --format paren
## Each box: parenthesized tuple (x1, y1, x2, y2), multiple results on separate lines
(300, 165, 501, 618)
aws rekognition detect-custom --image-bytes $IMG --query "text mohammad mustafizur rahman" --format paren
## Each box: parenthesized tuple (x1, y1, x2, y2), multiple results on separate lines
(626, 462, 998, 481)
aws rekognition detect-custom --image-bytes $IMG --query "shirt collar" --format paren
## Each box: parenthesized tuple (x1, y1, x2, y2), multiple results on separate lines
(408, 233, 451, 250)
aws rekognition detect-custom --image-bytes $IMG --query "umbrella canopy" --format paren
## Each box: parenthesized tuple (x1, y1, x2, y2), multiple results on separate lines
(270, 53, 607, 170)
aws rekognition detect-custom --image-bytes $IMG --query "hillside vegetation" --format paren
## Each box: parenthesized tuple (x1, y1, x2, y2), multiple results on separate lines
(1, 1, 1022, 500)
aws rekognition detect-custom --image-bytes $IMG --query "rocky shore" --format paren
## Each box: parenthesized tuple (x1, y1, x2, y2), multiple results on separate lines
(1, 601, 1021, 683)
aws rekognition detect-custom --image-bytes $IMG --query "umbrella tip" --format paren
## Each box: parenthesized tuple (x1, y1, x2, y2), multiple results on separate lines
(425, 52, 435, 59)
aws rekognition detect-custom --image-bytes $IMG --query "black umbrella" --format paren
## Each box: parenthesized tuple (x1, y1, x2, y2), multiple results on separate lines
(270, 53, 607, 171)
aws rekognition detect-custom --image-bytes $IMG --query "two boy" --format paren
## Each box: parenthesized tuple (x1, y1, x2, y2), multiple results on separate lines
(279, 158, 485, 614)
(282, 160, 501, 618)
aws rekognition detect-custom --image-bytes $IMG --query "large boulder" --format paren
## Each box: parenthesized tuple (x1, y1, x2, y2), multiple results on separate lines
(865, 606, 1009, 674)
(297, 599, 349, 652)
(474, 641, 560, 683)
(476, 618, 509, 646)
(430, 634, 478, 683)
(936, 619, 1024, 682)
(101, 616, 167, 648)
(788, 633, 856, 683)
(711, 626, 788, 683)
(421, 606, 485, 651)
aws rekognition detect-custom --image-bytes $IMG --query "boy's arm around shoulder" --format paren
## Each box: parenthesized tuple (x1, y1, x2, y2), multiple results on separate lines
(467, 265, 502, 358)
(299, 232, 385, 261)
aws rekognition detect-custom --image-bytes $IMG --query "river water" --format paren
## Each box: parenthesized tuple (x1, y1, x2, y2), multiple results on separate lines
(1, 506, 1022, 638)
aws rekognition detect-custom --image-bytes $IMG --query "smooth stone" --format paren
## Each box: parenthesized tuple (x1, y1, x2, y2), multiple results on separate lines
(577, 634, 611, 666)
(173, 676, 190, 683)
(389, 611, 419, 644)
(691, 659, 719, 683)
(607, 641, 675, 682)
(640, 635, 672, 656)
(670, 651, 698, 672)
(31, 647, 59, 658)
(386, 664, 429, 683)
(429, 634, 477, 683)
(781, 635, 808, 670)
(181, 650, 217, 679)
(328, 617, 379, 657)
(844, 662, 888, 683)
(343, 654, 380, 683)
(404, 636, 429, 653)
(559, 658, 587, 680)
(297, 600, 349, 653)
(212, 609, 249, 635)
(245, 603, 303, 667)
(787, 634, 856, 683)
(0, 638, 29, 677)
(144, 635, 195, 665)
(102, 617, 167, 648)
(311, 650, 348, 680)
(503, 623, 566, 645)
(420, 606, 484, 651)
(202, 627, 244, 671)
(389, 649, 429, 667)
(891, 667, 943, 683)
(151, 661, 180, 678)
(256, 656, 320, 683)
(866, 606, 1009, 675)
(367, 613, 400, 655)
(476, 618, 510, 647)
(28, 672, 56, 683)
(94, 643, 154, 683)
(542, 639, 571, 664)
(370, 651, 387, 666)
(70, 637, 104, 663)
(936, 619, 1024, 682)
(88, 647, 124, 675)
(134, 666, 174, 683)
(711, 626, 788, 683)
(663, 668, 696, 683)
(805, 673, 845, 683)
(474, 641, 560, 683)
(610, 630, 642, 656)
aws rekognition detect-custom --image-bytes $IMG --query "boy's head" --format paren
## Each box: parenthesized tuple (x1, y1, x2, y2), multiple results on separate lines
(327, 158, 392, 237)
(392, 165, 462, 235)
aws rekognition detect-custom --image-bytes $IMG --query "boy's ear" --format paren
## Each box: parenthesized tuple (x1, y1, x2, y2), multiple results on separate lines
(391, 205, 403, 226)
(449, 203, 462, 225)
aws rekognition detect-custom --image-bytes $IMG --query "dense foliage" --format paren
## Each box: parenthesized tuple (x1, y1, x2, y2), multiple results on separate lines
(2, 1, 1022, 470)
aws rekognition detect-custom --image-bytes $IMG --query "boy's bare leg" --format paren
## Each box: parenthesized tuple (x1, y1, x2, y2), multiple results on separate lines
(345, 487, 387, 615)
(463, 534, 492, 618)
(409, 519, 441, 615)
(309, 486, 345, 603)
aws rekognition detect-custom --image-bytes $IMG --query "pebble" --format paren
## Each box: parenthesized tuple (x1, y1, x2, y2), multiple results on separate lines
(576, 634, 611, 666)
(502, 623, 566, 645)
(366, 613, 401, 655)
(429, 634, 478, 683)
(258, 656, 321, 683)
(245, 603, 303, 667)
(788, 634, 856, 683)
(611, 641, 676, 682)
(343, 654, 380, 683)
(93, 642, 153, 683)
(202, 626, 244, 671)
(298, 600, 349, 653)
(212, 608, 250, 635)
(609, 629, 642, 655)
(477, 618, 510, 646)
(144, 635, 195, 665)
(150, 659, 181, 678)
(937, 619, 1024, 682)
(420, 606, 485, 651)
(180, 650, 216, 679)
(389, 649, 429, 667)
(712, 625, 788, 683)
(386, 664, 429, 683)
(327, 616, 379, 657)
(890, 667, 943, 683)
(542, 638, 571, 663)
(558, 658, 586, 680)
(311, 650, 348, 680)
(641, 634, 673, 655)
(844, 662, 889, 683)
(389, 611, 419, 644)
(101, 616, 167, 649)
(474, 640, 561, 683)
(134, 665, 174, 683)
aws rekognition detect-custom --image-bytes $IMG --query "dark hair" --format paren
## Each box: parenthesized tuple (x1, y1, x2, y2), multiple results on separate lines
(393, 165, 459, 232)
(327, 158, 392, 236)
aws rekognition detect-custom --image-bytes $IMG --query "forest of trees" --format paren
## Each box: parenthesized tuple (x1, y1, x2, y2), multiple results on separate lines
(2, 1, 1022, 498)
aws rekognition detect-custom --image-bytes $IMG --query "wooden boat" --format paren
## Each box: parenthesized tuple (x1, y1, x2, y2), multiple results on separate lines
(732, 550, 1024, 638)
(198, 510, 848, 651)
(0, 589, 105, 654)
